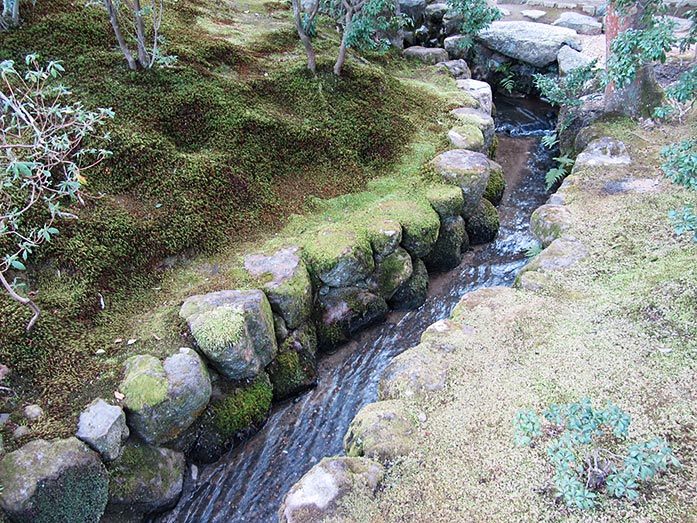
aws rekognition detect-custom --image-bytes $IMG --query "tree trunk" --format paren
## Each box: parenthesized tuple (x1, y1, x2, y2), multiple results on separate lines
(334, 9, 353, 75)
(10, 0, 18, 25)
(604, 2, 664, 118)
(133, 0, 151, 69)
(291, 0, 317, 74)
(106, 0, 138, 70)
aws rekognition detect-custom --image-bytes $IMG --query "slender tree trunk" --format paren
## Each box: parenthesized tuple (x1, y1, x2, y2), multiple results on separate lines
(10, 0, 18, 25)
(292, 0, 317, 74)
(106, 0, 138, 70)
(133, 0, 151, 68)
(0, 271, 40, 332)
(334, 9, 353, 75)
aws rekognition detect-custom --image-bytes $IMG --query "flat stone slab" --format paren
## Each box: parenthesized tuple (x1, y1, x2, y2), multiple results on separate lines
(553, 12, 603, 35)
(476, 21, 581, 68)
(403, 46, 449, 65)
(574, 137, 631, 169)
(521, 9, 546, 20)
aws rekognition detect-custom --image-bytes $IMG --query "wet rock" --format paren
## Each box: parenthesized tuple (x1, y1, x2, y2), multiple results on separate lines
(378, 343, 451, 400)
(431, 149, 498, 219)
(557, 44, 593, 76)
(403, 46, 449, 65)
(448, 124, 486, 152)
(279, 457, 384, 523)
(435, 58, 471, 79)
(423, 215, 466, 272)
(399, 0, 427, 26)
(476, 21, 581, 68)
(23, 404, 43, 421)
(302, 228, 374, 288)
(267, 324, 318, 401)
(120, 348, 211, 445)
(244, 247, 313, 330)
(425, 2, 448, 23)
(483, 165, 506, 206)
(180, 290, 278, 381)
(574, 137, 632, 169)
(465, 198, 500, 245)
(443, 36, 471, 60)
(366, 219, 402, 262)
(317, 287, 388, 349)
(530, 204, 573, 247)
(389, 259, 429, 311)
(76, 398, 130, 462)
(344, 400, 418, 463)
(0, 437, 108, 523)
(373, 247, 414, 300)
(456, 79, 493, 115)
(104, 441, 184, 522)
(450, 107, 496, 155)
(553, 12, 602, 35)
(376, 199, 441, 260)
(426, 184, 465, 221)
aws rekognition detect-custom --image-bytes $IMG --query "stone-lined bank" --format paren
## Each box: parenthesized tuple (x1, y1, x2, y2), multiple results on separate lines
(0, 76, 506, 522)
(275, 127, 636, 522)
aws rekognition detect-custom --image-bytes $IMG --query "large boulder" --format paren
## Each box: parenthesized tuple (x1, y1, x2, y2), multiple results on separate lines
(104, 441, 184, 522)
(120, 348, 212, 445)
(378, 343, 451, 400)
(443, 35, 470, 60)
(450, 107, 496, 154)
(388, 258, 429, 311)
(557, 44, 593, 76)
(399, 0, 427, 26)
(530, 203, 573, 247)
(373, 247, 414, 300)
(180, 290, 278, 381)
(0, 437, 108, 523)
(279, 457, 384, 523)
(476, 21, 581, 67)
(403, 46, 449, 65)
(344, 400, 418, 463)
(76, 398, 129, 462)
(465, 198, 500, 245)
(301, 228, 374, 288)
(423, 215, 466, 272)
(244, 247, 313, 330)
(455, 79, 493, 115)
(553, 12, 603, 35)
(317, 287, 388, 349)
(431, 149, 500, 219)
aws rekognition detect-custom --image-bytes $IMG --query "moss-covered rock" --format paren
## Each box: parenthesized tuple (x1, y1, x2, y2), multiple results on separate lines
(425, 184, 465, 221)
(515, 237, 590, 288)
(0, 437, 108, 523)
(447, 124, 486, 152)
(344, 400, 418, 463)
(431, 149, 497, 219)
(104, 441, 184, 522)
(279, 457, 384, 523)
(267, 324, 318, 401)
(450, 107, 496, 154)
(374, 247, 414, 300)
(365, 218, 403, 262)
(423, 215, 466, 273)
(120, 348, 212, 445)
(316, 287, 389, 350)
(180, 290, 278, 381)
(378, 343, 451, 401)
(530, 203, 573, 247)
(483, 164, 506, 206)
(244, 247, 313, 330)
(189, 373, 273, 464)
(376, 200, 441, 260)
(300, 227, 374, 288)
(465, 199, 500, 245)
(388, 259, 429, 311)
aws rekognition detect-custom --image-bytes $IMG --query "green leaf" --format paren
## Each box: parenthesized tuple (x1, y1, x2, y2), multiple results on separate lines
(10, 260, 26, 271)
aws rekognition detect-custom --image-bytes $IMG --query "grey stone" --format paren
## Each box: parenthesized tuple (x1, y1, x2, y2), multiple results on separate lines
(367, 219, 402, 262)
(378, 343, 451, 400)
(120, 348, 211, 445)
(442, 11, 464, 36)
(399, 0, 427, 26)
(456, 79, 493, 115)
(516, 237, 590, 287)
(279, 457, 384, 523)
(450, 107, 495, 153)
(465, 198, 500, 245)
(553, 12, 602, 35)
(12, 426, 30, 439)
(448, 125, 485, 152)
(425, 2, 448, 23)
(557, 44, 593, 76)
(317, 287, 388, 349)
(431, 149, 499, 218)
(423, 215, 466, 272)
(76, 398, 130, 462)
(105, 441, 184, 521)
(476, 21, 581, 67)
(180, 290, 278, 381)
(443, 35, 470, 60)
(244, 247, 313, 330)
(521, 9, 546, 21)
(403, 46, 449, 65)
(388, 259, 429, 311)
(0, 437, 108, 523)
(435, 58, 472, 79)
(23, 405, 43, 421)
(373, 247, 414, 301)
(344, 400, 417, 463)
(574, 137, 631, 169)
(530, 204, 574, 247)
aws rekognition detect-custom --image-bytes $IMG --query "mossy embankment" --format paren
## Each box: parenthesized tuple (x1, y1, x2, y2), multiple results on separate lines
(0, 0, 474, 446)
(336, 115, 697, 521)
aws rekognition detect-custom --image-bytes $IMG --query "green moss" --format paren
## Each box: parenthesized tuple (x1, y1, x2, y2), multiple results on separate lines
(121, 356, 168, 412)
(31, 466, 108, 523)
(376, 199, 441, 259)
(483, 166, 505, 206)
(465, 199, 500, 246)
(425, 185, 465, 220)
(191, 307, 246, 353)
(298, 226, 374, 281)
(267, 346, 317, 400)
(209, 373, 273, 439)
(449, 124, 485, 151)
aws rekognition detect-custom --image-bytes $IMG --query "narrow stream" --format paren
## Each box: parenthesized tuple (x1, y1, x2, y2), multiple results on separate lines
(156, 96, 556, 523)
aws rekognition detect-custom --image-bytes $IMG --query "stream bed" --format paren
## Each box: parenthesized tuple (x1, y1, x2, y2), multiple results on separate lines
(155, 96, 556, 523)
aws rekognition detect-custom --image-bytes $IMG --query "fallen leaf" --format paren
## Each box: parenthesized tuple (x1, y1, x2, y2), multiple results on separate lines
(127, 339, 137, 345)
(114, 391, 125, 400)
(114, 338, 123, 344)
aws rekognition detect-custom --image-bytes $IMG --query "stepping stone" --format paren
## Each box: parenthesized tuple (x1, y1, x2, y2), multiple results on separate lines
(521, 9, 546, 20)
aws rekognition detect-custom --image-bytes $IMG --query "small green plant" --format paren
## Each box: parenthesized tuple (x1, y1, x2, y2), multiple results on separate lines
(494, 62, 515, 93)
(446, 0, 501, 51)
(524, 242, 543, 259)
(540, 132, 559, 150)
(533, 60, 599, 108)
(669, 204, 697, 241)
(545, 154, 574, 190)
(514, 399, 680, 510)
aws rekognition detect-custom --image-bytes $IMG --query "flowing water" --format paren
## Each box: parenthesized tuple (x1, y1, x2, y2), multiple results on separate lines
(156, 96, 556, 523)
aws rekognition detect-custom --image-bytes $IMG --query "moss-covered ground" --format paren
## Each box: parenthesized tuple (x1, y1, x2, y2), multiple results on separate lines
(336, 114, 697, 521)
(0, 0, 473, 446)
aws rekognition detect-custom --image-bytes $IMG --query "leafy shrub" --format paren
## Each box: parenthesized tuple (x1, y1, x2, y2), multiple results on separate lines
(514, 399, 679, 510)
(545, 154, 574, 190)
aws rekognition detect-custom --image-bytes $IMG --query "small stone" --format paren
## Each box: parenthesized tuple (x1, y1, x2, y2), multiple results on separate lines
(76, 398, 130, 462)
(0, 413, 10, 426)
(417, 412, 428, 423)
(521, 9, 546, 21)
(552, 12, 603, 35)
(95, 349, 107, 355)
(12, 426, 30, 439)
(403, 46, 449, 65)
(23, 404, 43, 421)
(0, 364, 9, 381)
(574, 137, 631, 169)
